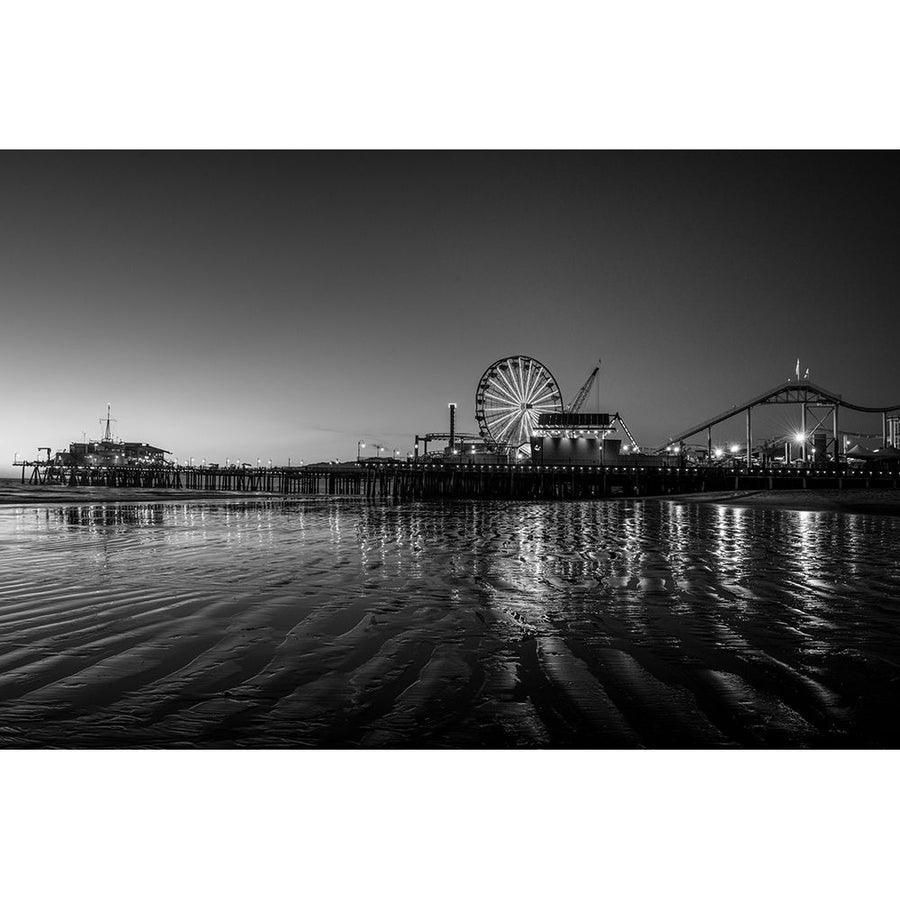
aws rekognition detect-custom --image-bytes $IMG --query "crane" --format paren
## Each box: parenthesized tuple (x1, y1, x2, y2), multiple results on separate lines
(567, 360, 600, 413)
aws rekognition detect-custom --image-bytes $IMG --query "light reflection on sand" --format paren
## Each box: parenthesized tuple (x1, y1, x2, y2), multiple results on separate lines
(1, 498, 899, 748)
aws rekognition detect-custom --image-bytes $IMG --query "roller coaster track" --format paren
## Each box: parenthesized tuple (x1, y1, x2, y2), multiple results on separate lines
(665, 380, 900, 449)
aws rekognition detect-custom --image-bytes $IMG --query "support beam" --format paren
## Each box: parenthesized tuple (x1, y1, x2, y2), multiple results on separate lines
(801, 403, 808, 463)
(746, 407, 752, 469)
(707, 426, 712, 462)
(883, 411, 888, 449)
(833, 404, 840, 464)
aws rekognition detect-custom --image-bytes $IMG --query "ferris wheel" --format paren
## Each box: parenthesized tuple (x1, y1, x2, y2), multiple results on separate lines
(475, 355, 564, 451)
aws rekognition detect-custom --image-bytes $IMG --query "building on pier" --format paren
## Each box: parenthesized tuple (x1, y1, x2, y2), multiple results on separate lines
(54, 440, 170, 467)
(528, 411, 668, 467)
(889, 415, 900, 448)
(530, 412, 616, 466)
(51, 405, 170, 467)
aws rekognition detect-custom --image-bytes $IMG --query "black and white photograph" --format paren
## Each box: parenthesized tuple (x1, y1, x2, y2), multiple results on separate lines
(2, 149, 900, 752)
(2, 4, 898, 899)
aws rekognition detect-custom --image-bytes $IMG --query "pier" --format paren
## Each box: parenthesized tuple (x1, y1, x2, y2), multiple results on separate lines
(14, 459, 900, 501)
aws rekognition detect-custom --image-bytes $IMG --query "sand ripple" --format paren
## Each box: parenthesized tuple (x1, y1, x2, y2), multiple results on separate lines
(1, 498, 899, 747)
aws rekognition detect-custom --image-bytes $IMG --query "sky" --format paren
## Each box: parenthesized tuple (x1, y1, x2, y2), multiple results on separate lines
(2, 150, 899, 474)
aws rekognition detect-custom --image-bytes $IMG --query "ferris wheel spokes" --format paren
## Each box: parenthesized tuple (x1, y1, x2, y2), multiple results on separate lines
(474, 355, 564, 452)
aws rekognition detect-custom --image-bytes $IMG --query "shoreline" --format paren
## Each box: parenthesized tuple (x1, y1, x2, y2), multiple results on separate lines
(2, 481, 900, 516)
(0, 485, 352, 508)
(663, 488, 900, 516)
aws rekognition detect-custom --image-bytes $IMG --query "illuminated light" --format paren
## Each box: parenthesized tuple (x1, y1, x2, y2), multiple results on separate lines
(793, 432, 806, 443)
(730, 444, 740, 454)
(714, 448, 724, 459)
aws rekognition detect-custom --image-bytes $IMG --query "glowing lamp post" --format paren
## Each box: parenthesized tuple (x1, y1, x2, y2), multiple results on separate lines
(357, 441, 366, 461)
(793, 431, 808, 464)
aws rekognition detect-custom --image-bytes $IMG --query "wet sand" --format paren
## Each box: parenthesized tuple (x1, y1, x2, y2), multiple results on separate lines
(4, 480, 900, 516)
(675, 489, 900, 517)
(0, 481, 289, 507)
(1, 498, 899, 748)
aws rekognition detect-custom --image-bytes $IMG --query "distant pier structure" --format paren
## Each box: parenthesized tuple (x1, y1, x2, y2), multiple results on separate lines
(11, 369, 900, 501)
(12, 458, 900, 501)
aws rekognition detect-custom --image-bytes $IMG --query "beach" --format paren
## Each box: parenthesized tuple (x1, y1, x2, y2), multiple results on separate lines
(4, 478, 900, 516)
(677, 489, 900, 517)
(1, 493, 899, 748)
(0, 480, 282, 507)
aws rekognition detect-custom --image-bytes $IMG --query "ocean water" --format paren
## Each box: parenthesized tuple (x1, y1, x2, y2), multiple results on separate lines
(1, 497, 899, 748)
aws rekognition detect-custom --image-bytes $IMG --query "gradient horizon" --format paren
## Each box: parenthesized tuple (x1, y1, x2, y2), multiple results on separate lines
(2, 151, 898, 476)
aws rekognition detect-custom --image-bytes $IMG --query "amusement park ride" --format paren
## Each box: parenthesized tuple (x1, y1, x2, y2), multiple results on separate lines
(415, 355, 641, 462)
(414, 355, 900, 468)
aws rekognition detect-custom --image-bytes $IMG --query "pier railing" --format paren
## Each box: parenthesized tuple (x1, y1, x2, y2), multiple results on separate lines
(13, 460, 900, 501)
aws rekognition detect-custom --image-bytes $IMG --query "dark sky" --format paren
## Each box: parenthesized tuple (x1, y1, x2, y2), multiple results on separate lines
(2, 151, 898, 471)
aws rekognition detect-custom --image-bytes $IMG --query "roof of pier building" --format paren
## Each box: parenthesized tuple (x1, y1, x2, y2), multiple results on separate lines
(534, 412, 614, 434)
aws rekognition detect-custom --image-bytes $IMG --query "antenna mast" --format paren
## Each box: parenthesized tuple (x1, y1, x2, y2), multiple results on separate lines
(100, 403, 117, 443)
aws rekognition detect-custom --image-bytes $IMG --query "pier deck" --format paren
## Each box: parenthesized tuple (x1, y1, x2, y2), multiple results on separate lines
(13, 461, 900, 501)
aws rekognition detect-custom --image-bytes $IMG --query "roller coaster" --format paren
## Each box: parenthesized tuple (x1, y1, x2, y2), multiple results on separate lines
(661, 378, 900, 465)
